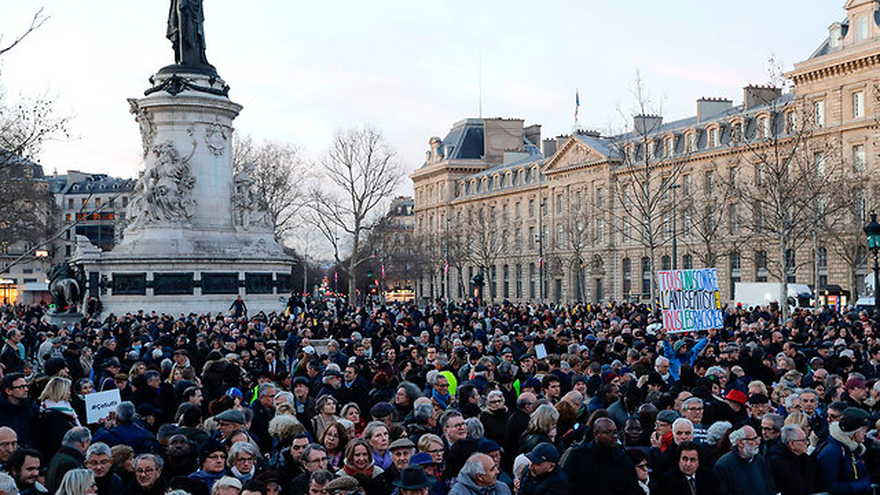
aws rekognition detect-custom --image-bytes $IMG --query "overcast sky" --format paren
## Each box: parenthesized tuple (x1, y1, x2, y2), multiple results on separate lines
(2, 1, 840, 195)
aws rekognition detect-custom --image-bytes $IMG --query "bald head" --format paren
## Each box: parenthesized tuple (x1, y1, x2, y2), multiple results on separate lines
(463, 453, 499, 487)
(593, 418, 618, 447)
(0, 427, 17, 463)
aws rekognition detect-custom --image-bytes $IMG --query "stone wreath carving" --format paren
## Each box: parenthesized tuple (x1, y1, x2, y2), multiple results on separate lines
(231, 167, 273, 232)
(205, 122, 228, 156)
(126, 141, 197, 229)
(128, 99, 156, 158)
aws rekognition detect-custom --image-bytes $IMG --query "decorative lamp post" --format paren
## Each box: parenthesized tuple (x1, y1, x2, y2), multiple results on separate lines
(864, 212, 880, 315)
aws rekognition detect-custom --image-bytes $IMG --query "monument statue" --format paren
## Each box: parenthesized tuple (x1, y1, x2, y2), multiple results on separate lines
(166, 0, 213, 70)
(126, 142, 197, 229)
(232, 168, 273, 232)
(426, 137, 444, 164)
(48, 262, 85, 314)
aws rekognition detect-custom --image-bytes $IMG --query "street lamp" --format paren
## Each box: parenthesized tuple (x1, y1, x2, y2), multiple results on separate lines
(864, 212, 880, 315)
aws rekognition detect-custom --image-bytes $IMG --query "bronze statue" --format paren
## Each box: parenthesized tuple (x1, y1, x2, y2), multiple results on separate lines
(48, 262, 86, 314)
(166, 0, 213, 70)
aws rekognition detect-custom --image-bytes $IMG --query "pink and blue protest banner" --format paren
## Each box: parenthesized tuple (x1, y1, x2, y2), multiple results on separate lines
(656, 268, 723, 333)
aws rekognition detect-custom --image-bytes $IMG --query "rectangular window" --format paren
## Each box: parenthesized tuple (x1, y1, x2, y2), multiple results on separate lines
(528, 199, 535, 217)
(853, 144, 866, 172)
(815, 152, 826, 175)
(814, 100, 825, 127)
(529, 227, 536, 250)
(95, 197, 102, 207)
(853, 91, 864, 119)
(596, 219, 604, 243)
(709, 128, 719, 147)
(541, 200, 547, 216)
(67, 198, 74, 209)
(81, 198, 88, 207)
(122, 196, 129, 207)
(556, 195, 564, 214)
(666, 138, 674, 156)
(760, 117, 771, 138)
(557, 224, 564, 248)
(858, 16, 869, 41)
(682, 174, 692, 195)
(595, 187, 604, 208)
(515, 202, 521, 219)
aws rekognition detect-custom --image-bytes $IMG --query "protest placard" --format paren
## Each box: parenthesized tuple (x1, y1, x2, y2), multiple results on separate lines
(656, 268, 724, 333)
(85, 389, 122, 424)
(535, 344, 548, 359)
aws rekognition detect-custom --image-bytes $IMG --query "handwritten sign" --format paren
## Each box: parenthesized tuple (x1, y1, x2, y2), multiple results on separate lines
(85, 389, 122, 424)
(657, 268, 723, 333)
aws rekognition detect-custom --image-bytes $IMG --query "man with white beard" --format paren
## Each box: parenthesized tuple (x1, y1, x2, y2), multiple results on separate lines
(713, 425, 776, 495)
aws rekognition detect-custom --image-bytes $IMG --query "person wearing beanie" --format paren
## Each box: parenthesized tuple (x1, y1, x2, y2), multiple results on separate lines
(816, 408, 872, 495)
(187, 440, 227, 491)
(661, 335, 709, 382)
(518, 442, 570, 495)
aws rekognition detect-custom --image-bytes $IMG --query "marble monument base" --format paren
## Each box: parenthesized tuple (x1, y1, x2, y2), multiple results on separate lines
(43, 312, 85, 328)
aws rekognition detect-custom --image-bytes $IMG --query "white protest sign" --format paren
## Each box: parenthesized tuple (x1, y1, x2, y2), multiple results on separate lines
(535, 344, 548, 359)
(85, 389, 122, 424)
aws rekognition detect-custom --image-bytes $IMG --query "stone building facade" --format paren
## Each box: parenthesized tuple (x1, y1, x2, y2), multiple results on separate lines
(411, 0, 880, 304)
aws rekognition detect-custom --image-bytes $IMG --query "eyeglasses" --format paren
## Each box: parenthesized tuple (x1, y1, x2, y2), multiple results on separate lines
(0, 441, 18, 449)
(8, 384, 27, 390)
(207, 454, 227, 460)
(426, 448, 444, 454)
(236, 456, 256, 464)
(306, 456, 328, 465)
(635, 463, 649, 470)
(488, 399, 504, 404)
(136, 468, 156, 475)
(741, 437, 760, 443)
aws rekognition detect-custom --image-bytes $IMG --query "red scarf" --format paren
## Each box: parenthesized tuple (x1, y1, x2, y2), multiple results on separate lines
(343, 462, 374, 478)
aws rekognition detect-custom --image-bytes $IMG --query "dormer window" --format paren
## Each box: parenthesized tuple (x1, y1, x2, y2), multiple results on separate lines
(686, 132, 697, 153)
(665, 137, 674, 156)
(757, 116, 771, 139)
(708, 127, 720, 148)
(647, 140, 655, 159)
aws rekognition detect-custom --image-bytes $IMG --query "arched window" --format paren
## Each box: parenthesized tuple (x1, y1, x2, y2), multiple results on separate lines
(661, 255, 671, 270)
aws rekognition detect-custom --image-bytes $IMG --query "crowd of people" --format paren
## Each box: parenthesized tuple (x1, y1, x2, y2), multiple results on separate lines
(0, 297, 878, 495)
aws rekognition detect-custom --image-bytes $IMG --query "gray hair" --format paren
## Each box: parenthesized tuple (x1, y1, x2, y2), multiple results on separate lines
(61, 427, 92, 449)
(672, 418, 694, 432)
(166, 491, 190, 495)
(487, 390, 504, 403)
(0, 473, 18, 495)
(55, 469, 94, 495)
(439, 409, 463, 430)
(728, 426, 750, 447)
(780, 424, 804, 445)
(363, 421, 388, 441)
(301, 443, 326, 462)
(413, 402, 433, 422)
(116, 401, 136, 423)
(85, 442, 112, 460)
(259, 382, 278, 397)
(655, 356, 670, 367)
(274, 391, 295, 405)
(466, 417, 484, 439)
(460, 455, 487, 479)
(763, 413, 784, 430)
(133, 453, 164, 471)
(682, 397, 703, 409)
(705, 421, 733, 446)
(227, 441, 260, 468)
(527, 404, 559, 435)
(309, 470, 334, 485)
(211, 477, 242, 495)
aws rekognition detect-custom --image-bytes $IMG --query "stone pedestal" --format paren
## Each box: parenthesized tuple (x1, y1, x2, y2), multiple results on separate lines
(75, 70, 293, 316)
(43, 312, 84, 328)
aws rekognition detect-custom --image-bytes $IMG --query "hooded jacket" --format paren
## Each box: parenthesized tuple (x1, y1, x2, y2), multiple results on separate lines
(816, 423, 871, 495)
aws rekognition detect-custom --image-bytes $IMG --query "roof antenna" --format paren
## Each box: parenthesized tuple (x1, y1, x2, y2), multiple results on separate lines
(478, 48, 483, 119)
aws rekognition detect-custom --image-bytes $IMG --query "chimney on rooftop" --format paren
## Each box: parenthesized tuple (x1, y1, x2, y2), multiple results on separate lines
(696, 98, 732, 122)
(542, 138, 557, 158)
(633, 115, 663, 135)
(742, 86, 782, 110)
(524, 124, 541, 148)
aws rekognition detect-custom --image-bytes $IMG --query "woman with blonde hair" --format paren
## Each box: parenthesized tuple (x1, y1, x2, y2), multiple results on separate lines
(55, 468, 96, 495)
(784, 411, 817, 453)
(520, 403, 559, 452)
(37, 376, 80, 455)
(417, 433, 444, 464)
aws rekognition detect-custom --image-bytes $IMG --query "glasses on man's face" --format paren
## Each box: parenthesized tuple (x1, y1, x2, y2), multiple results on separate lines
(741, 436, 760, 443)
(306, 456, 328, 465)
(0, 441, 18, 449)
(9, 384, 27, 390)
(136, 468, 156, 475)
(488, 399, 504, 404)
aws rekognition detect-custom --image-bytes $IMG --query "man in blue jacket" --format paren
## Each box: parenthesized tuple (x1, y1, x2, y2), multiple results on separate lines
(92, 401, 160, 454)
(817, 407, 872, 495)
(661, 334, 709, 381)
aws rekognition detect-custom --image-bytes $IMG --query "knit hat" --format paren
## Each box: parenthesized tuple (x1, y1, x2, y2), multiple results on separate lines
(370, 402, 395, 419)
(673, 340, 687, 353)
(199, 439, 226, 464)
(840, 408, 871, 432)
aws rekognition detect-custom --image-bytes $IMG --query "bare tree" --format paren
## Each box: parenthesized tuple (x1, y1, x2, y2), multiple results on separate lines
(561, 197, 596, 301)
(681, 167, 742, 269)
(730, 69, 858, 317)
(460, 206, 510, 300)
(308, 126, 402, 303)
(0, 8, 49, 57)
(233, 135, 309, 242)
(604, 74, 688, 303)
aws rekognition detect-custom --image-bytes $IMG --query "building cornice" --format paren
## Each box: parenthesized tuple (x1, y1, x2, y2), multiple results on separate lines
(787, 42, 880, 85)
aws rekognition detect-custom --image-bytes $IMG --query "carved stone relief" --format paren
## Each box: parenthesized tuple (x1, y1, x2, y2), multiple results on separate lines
(128, 99, 155, 158)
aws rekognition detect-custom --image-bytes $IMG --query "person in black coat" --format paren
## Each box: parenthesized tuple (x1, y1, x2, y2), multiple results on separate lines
(655, 441, 720, 495)
(0, 374, 38, 449)
(502, 392, 535, 471)
(85, 442, 125, 495)
(560, 418, 642, 495)
(479, 391, 508, 446)
(768, 425, 816, 495)
(518, 443, 571, 495)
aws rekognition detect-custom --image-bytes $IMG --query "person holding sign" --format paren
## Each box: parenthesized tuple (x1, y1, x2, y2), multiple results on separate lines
(659, 332, 709, 382)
